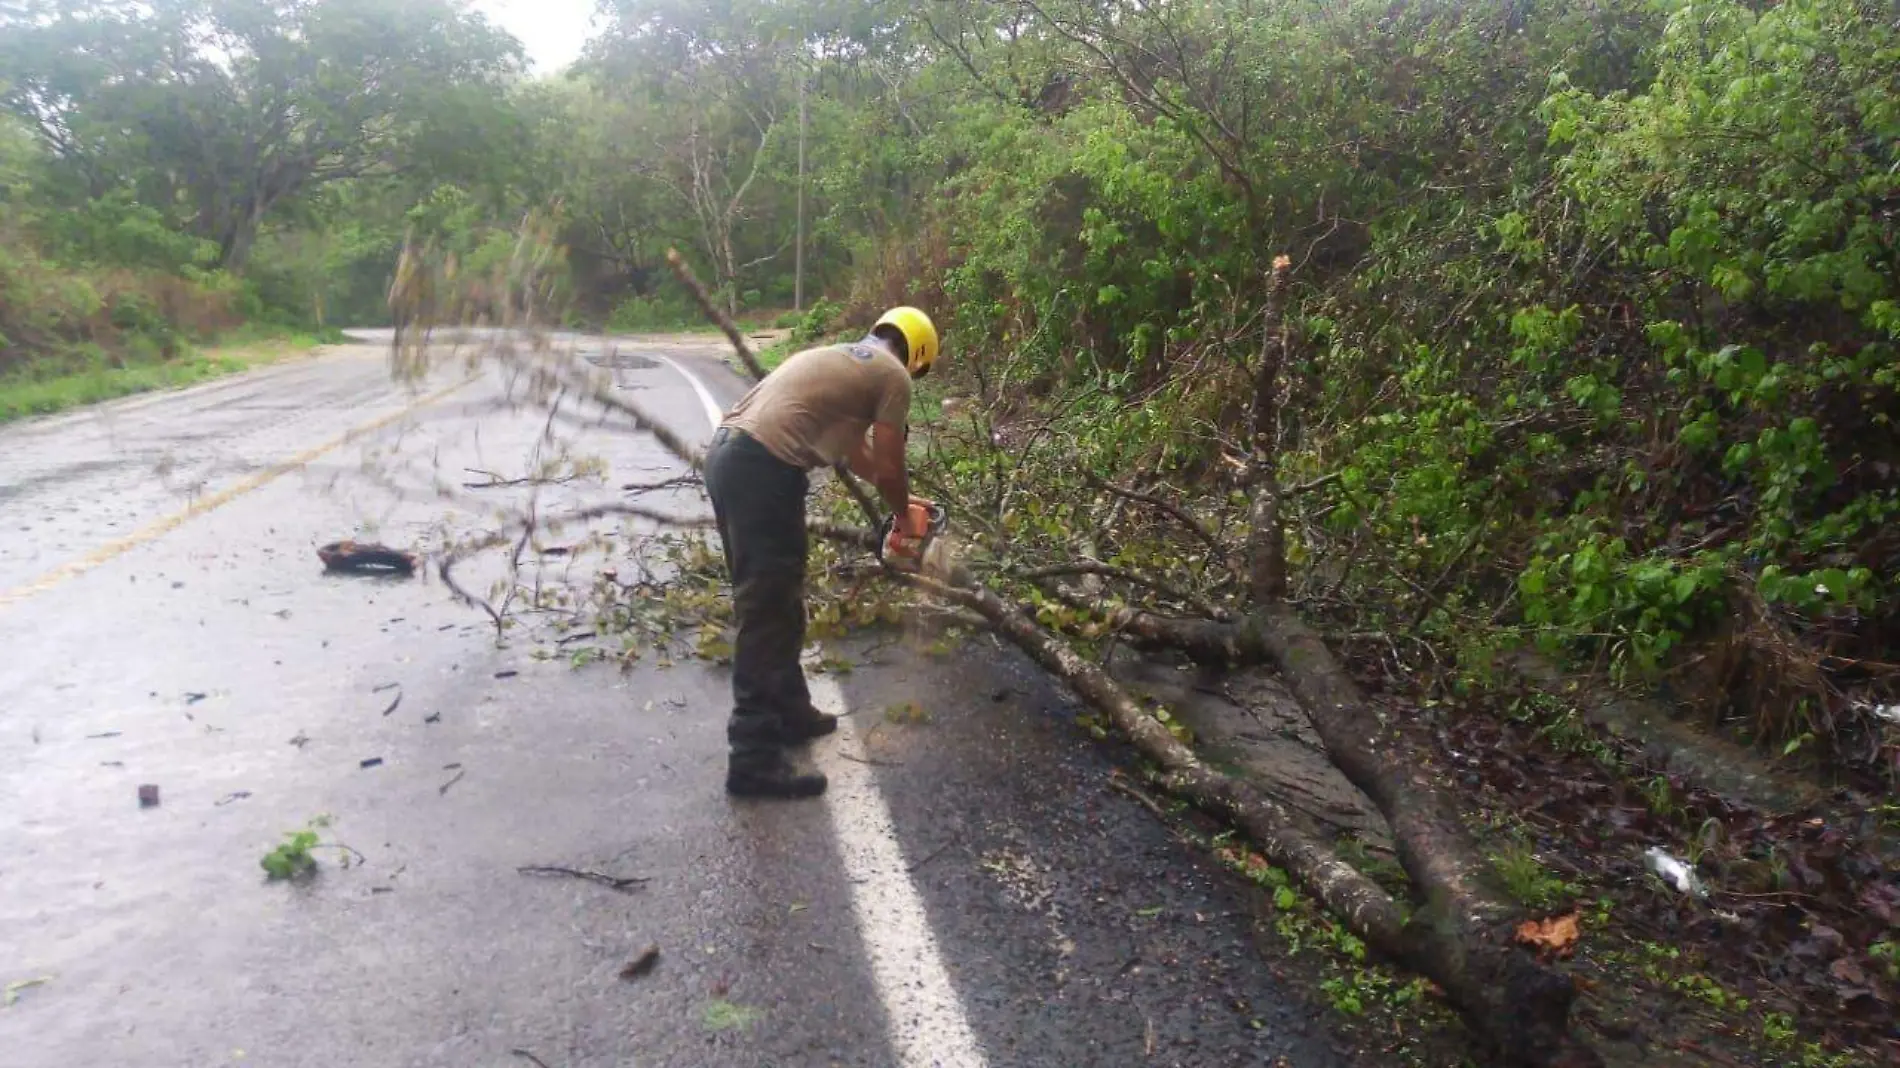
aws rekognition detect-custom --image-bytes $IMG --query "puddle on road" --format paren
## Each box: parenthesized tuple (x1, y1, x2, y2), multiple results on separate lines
(582, 352, 659, 372)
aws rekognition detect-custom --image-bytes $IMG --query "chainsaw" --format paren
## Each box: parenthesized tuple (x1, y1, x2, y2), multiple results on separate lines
(874, 498, 949, 573)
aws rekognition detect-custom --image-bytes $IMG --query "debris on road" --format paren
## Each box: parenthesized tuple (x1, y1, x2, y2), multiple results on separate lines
(620, 944, 661, 980)
(423, 711, 441, 724)
(372, 681, 400, 692)
(1514, 911, 1581, 959)
(137, 784, 160, 808)
(86, 731, 122, 739)
(184, 691, 207, 704)
(906, 839, 956, 873)
(509, 1050, 554, 1068)
(495, 669, 518, 679)
(1643, 845, 1709, 898)
(317, 541, 419, 576)
(214, 791, 252, 806)
(380, 689, 402, 716)
(438, 767, 466, 795)
(516, 864, 650, 893)
(359, 757, 384, 769)
(289, 731, 310, 748)
(3, 976, 54, 1008)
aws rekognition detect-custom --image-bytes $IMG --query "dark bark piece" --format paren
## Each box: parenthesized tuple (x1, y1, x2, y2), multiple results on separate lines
(318, 541, 418, 575)
(620, 944, 661, 980)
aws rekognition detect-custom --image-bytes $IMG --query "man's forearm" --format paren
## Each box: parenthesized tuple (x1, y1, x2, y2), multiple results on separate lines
(846, 437, 877, 480)
(873, 469, 909, 517)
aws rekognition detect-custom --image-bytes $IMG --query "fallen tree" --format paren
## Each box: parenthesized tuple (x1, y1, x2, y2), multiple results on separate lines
(386, 228, 1602, 1067)
(666, 250, 1601, 1067)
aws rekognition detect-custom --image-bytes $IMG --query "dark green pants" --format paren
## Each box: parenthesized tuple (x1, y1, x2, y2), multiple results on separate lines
(703, 427, 812, 756)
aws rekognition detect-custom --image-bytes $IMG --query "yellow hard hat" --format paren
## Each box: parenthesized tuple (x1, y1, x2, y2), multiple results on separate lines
(874, 306, 939, 376)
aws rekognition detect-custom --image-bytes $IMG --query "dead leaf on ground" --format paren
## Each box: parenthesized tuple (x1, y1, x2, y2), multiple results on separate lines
(1830, 957, 1867, 986)
(1515, 911, 1581, 957)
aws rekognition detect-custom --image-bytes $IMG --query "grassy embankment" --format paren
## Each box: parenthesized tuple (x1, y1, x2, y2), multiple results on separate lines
(0, 325, 343, 423)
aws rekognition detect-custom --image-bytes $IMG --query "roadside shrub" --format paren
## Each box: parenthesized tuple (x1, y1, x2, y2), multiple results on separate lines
(607, 288, 695, 333)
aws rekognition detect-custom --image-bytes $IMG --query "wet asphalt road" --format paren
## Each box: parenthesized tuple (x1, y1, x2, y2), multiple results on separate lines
(0, 334, 1348, 1067)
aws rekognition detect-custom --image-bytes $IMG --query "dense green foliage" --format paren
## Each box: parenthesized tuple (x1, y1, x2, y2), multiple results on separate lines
(0, 0, 530, 374)
(2, 0, 1893, 765)
(902, 0, 1898, 769)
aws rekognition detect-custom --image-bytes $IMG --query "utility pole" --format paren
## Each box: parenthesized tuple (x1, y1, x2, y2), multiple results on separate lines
(794, 65, 807, 312)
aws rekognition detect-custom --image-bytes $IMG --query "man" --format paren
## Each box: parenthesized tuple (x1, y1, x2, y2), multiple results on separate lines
(702, 306, 940, 799)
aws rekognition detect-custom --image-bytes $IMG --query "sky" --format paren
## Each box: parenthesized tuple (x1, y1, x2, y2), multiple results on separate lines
(471, 0, 600, 75)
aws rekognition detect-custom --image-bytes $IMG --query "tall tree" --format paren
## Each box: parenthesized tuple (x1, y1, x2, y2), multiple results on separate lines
(0, 0, 525, 269)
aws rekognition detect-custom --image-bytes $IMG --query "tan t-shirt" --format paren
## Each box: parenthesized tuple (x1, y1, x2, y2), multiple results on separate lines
(721, 342, 912, 470)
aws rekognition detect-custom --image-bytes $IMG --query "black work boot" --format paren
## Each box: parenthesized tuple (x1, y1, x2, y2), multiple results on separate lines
(726, 748, 828, 799)
(779, 705, 839, 744)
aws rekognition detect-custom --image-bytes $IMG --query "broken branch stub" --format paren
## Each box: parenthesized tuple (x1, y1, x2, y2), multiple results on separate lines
(318, 541, 419, 576)
(1246, 254, 1292, 604)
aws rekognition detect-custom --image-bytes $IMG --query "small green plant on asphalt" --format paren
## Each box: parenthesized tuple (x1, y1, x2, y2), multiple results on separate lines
(702, 999, 761, 1032)
(259, 815, 335, 881)
(883, 701, 932, 725)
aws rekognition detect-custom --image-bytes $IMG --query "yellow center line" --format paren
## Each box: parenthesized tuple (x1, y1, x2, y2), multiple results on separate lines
(0, 372, 481, 611)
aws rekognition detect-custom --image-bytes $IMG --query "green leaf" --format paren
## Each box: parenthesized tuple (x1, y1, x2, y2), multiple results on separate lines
(1671, 573, 1700, 604)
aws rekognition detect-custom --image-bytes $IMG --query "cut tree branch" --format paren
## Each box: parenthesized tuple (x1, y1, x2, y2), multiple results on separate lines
(1012, 560, 1226, 619)
(1083, 471, 1228, 561)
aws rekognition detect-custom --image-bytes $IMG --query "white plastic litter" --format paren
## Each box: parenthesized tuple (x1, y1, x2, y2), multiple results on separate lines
(1644, 846, 1710, 898)
(1871, 703, 1900, 726)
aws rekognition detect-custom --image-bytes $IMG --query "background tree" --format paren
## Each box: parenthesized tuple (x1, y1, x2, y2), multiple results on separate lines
(0, 0, 525, 270)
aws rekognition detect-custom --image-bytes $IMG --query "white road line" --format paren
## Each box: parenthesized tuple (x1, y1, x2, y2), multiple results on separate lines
(655, 353, 732, 428)
(661, 354, 989, 1068)
(810, 674, 990, 1068)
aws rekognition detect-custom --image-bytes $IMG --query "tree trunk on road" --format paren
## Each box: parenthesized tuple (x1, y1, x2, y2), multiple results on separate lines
(567, 235, 1609, 1068)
